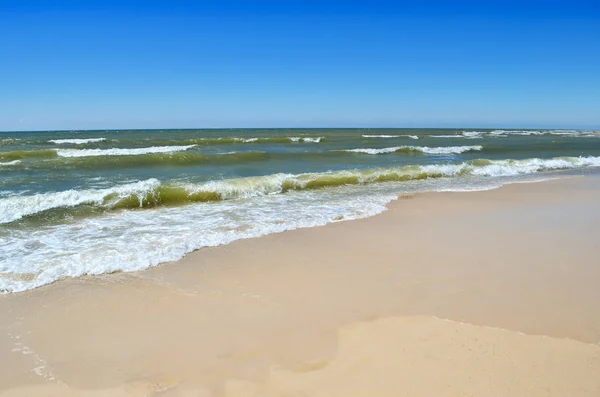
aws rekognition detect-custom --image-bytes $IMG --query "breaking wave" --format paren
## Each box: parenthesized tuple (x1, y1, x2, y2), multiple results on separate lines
(340, 145, 482, 155)
(49, 138, 107, 145)
(3, 155, 599, 225)
(173, 136, 325, 145)
(55, 145, 196, 157)
(362, 135, 419, 139)
(432, 130, 599, 139)
(0, 160, 21, 166)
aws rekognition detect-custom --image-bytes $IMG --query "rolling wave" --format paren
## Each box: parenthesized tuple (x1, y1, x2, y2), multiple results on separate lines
(3, 155, 599, 225)
(49, 138, 107, 145)
(291, 136, 323, 143)
(170, 136, 325, 145)
(340, 145, 482, 155)
(362, 134, 419, 139)
(432, 130, 599, 139)
(56, 145, 196, 157)
(0, 138, 21, 145)
(0, 160, 21, 166)
(2, 150, 268, 169)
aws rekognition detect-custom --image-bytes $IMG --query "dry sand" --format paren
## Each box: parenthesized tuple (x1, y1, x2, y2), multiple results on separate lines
(1, 176, 599, 396)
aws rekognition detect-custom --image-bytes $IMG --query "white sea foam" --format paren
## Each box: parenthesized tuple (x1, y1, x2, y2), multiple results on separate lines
(362, 135, 419, 139)
(458, 130, 598, 138)
(0, 187, 398, 293)
(419, 145, 483, 154)
(290, 137, 323, 143)
(202, 137, 323, 143)
(55, 145, 195, 157)
(0, 179, 161, 224)
(419, 156, 600, 177)
(344, 147, 402, 154)
(48, 138, 107, 145)
(0, 160, 21, 166)
(341, 145, 483, 155)
(461, 131, 486, 139)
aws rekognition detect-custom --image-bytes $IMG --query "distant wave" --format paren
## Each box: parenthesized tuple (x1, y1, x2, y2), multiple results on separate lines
(0, 160, 21, 166)
(3, 154, 599, 225)
(55, 145, 196, 158)
(238, 136, 323, 143)
(49, 138, 107, 145)
(362, 135, 419, 140)
(437, 130, 600, 139)
(0, 138, 21, 145)
(487, 130, 599, 137)
(176, 136, 324, 145)
(290, 137, 323, 143)
(341, 145, 482, 155)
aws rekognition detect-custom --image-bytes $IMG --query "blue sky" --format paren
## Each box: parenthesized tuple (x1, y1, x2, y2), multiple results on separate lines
(1, 1, 599, 131)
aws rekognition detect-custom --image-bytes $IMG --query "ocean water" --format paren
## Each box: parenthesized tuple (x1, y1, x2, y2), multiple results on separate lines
(1, 128, 600, 293)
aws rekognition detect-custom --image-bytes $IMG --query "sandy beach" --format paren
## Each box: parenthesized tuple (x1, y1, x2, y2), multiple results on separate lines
(1, 175, 599, 396)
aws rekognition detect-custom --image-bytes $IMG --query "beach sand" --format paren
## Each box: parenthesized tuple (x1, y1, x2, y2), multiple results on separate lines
(1, 176, 599, 396)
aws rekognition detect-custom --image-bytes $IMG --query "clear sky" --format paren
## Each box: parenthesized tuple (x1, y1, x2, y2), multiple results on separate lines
(1, 0, 599, 131)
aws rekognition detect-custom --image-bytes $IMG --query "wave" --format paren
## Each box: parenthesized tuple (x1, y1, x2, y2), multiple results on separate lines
(0, 149, 58, 161)
(24, 150, 268, 170)
(170, 136, 325, 145)
(290, 136, 323, 143)
(0, 182, 396, 293)
(453, 130, 599, 139)
(0, 150, 270, 170)
(490, 130, 598, 137)
(341, 145, 482, 155)
(239, 136, 323, 143)
(489, 130, 554, 136)
(362, 135, 419, 139)
(0, 138, 21, 145)
(0, 160, 21, 166)
(55, 145, 196, 158)
(48, 138, 107, 145)
(0, 160, 21, 167)
(3, 155, 599, 225)
(0, 179, 161, 224)
(462, 131, 487, 139)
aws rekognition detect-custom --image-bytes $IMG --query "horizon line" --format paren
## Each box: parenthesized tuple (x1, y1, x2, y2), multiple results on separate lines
(2, 126, 599, 133)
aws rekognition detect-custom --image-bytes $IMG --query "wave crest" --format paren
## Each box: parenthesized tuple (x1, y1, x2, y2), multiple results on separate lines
(0, 160, 21, 166)
(49, 138, 107, 145)
(3, 155, 600, 225)
(431, 130, 600, 139)
(362, 135, 419, 139)
(174, 136, 324, 145)
(341, 145, 482, 155)
(56, 145, 196, 157)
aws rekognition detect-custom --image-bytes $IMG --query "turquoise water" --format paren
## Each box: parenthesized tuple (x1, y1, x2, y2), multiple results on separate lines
(1, 128, 599, 292)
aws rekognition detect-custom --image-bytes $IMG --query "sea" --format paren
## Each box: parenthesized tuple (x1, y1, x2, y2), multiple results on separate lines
(1, 128, 600, 293)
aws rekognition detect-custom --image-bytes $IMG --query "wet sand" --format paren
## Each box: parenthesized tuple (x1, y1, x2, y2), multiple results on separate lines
(1, 176, 599, 396)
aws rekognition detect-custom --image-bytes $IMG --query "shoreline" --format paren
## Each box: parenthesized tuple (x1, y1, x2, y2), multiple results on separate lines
(1, 176, 599, 396)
